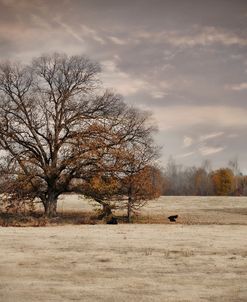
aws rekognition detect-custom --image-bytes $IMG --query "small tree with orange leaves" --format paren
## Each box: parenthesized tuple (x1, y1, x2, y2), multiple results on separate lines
(74, 108, 160, 222)
(211, 168, 234, 196)
(117, 133, 161, 222)
(122, 165, 162, 222)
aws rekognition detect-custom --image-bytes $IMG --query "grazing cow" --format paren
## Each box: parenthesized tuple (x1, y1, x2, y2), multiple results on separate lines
(168, 215, 178, 222)
(106, 216, 118, 224)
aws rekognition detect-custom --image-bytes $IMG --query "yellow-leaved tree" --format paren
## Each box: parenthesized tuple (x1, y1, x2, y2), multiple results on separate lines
(211, 168, 234, 196)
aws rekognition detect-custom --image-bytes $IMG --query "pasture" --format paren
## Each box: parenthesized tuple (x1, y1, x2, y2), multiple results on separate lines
(0, 196, 247, 301)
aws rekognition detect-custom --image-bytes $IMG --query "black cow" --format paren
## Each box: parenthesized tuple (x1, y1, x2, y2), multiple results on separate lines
(106, 216, 118, 224)
(168, 215, 178, 222)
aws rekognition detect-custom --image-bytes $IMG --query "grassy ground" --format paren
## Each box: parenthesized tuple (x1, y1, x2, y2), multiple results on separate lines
(0, 225, 247, 302)
(1, 195, 247, 226)
(0, 196, 247, 301)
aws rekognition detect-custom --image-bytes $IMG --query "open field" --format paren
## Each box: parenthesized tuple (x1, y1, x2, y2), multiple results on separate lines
(58, 195, 247, 225)
(0, 196, 247, 301)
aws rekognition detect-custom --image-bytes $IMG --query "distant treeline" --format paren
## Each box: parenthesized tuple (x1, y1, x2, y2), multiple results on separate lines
(161, 157, 247, 196)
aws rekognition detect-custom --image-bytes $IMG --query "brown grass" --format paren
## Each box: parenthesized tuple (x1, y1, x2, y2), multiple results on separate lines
(0, 211, 98, 227)
(1, 195, 247, 226)
(1, 224, 247, 301)
(1, 209, 247, 226)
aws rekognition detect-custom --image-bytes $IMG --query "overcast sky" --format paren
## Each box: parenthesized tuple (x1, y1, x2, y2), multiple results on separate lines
(0, 0, 247, 170)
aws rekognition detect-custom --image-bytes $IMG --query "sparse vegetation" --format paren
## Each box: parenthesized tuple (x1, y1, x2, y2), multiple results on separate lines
(162, 157, 247, 196)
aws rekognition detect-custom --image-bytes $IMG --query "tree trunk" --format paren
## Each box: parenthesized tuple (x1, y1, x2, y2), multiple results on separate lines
(127, 197, 132, 223)
(94, 199, 113, 219)
(43, 193, 58, 217)
(127, 185, 133, 223)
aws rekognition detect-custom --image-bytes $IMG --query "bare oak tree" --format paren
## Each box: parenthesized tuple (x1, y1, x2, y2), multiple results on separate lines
(0, 53, 159, 217)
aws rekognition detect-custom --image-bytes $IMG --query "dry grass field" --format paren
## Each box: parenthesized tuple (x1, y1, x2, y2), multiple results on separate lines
(0, 196, 247, 301)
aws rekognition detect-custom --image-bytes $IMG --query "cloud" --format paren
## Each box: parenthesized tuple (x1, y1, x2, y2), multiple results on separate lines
(152, 105, 247, 130)
(136, 26, 247, 47)
(198, 146, 225, 156)
(179, 132, 225, 159)
(81, 25, 106, 45)
(55, 18, 84, 43)
(183, 136, 194, 147)
(226, 82, 247, 91)
(150, 90, 169, 99)
(228, 133, 239, 138)
(108, 36, 126, 45)
(199, 132, 224, 142)
(176, 151, 195, 158)
(101, 59, 171, 97)
(101, 60, 147, 95)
